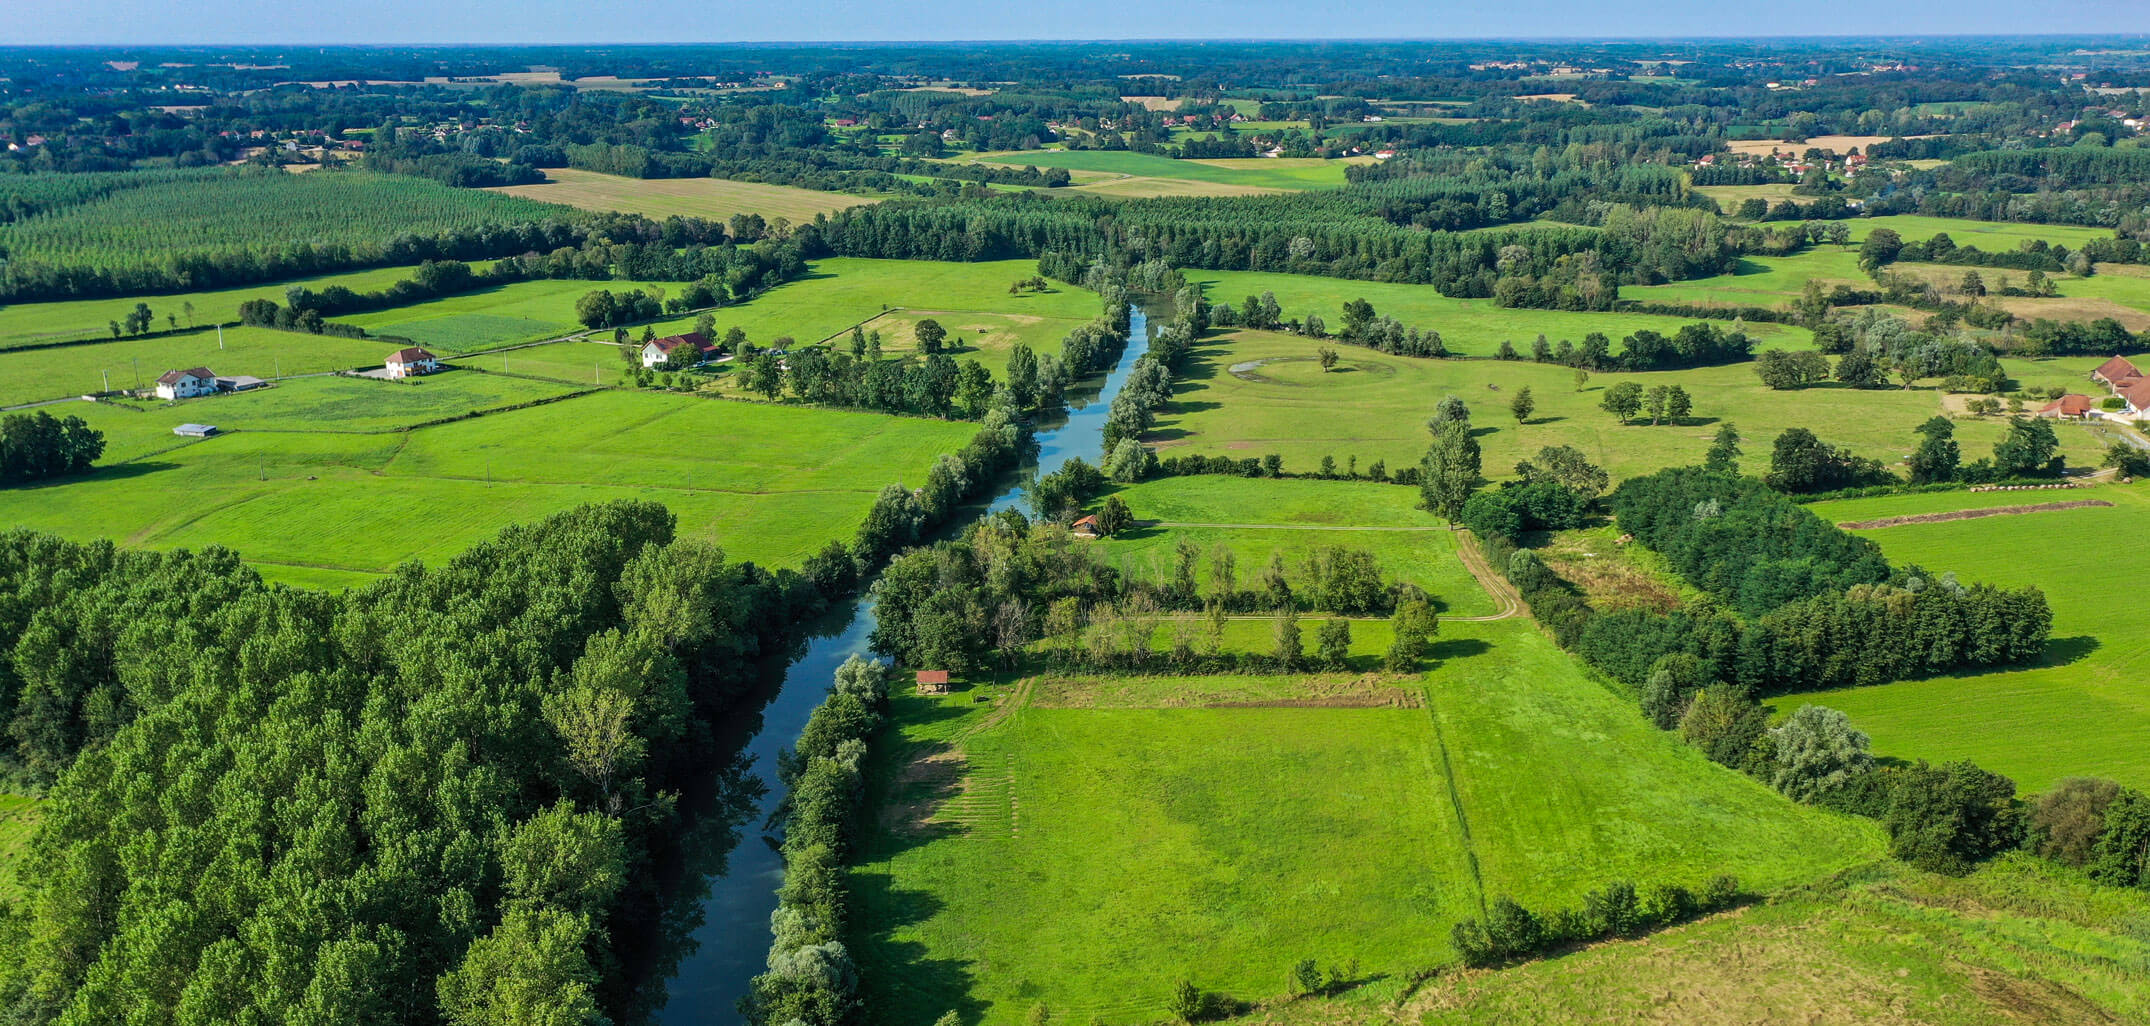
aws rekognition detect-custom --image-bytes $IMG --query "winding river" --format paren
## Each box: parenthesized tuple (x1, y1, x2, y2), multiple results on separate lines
(654, 300, 1163, 1023)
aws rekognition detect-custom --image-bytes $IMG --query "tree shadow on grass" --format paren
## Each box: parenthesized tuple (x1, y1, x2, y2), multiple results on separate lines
(71, 461, 183, 484)
(1161, 399, 1222, 416)
(2036, 635, 2100, 669)
(846, 871, 987, 1025)
(1428, 637, 1491, 661)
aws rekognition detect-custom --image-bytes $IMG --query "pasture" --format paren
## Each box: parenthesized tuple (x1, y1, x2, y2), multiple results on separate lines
(1139, 329, 2112, 484)
(1845, 214, 2117, 250)
(1775, 484, 2150, 791)
(848, 616, 1882, 1025)
(0, 262, 437, 349)
(487, 167, 880, 222)
(968, 150, 1360, 194)
(1189, 269, 1814, 356)
(0, 384, 977, 588)
(0, 326, 402, 407)
(1092, 476, 1496, 617)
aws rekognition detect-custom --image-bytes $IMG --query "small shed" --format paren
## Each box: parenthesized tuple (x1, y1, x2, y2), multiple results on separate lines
(173, 423, 219, 438)
(915, 670, 951, 694)
(1070, 515, 1102, 539)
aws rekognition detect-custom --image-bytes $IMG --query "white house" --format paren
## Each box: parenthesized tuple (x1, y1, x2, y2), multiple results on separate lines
(385, 347, 440, 379)
(154, 367, 218, 400)
(640, 332, 716, 369)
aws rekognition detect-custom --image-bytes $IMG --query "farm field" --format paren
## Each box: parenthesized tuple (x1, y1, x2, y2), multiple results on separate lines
(487, 166, 880, 222)
(968, 150, 1361, 193)
(848, 615, 1883, 1025)
(1775, 483, 2150, 791)
(0, 262, 440, 349)
(0, 385, 977, 586)
(1190, 269, 1814, 356)
(1139, 329, 2111, 483)
(1372, 857, 2150, 1025)
(335, 277, 686, 352)
(0, 325, 403, 407)
(1092, 476, 1496, 617)
(1626, 247, 1867, 311)
(1693, 182, 1803, 211)
(1845, 214, 2117, 250)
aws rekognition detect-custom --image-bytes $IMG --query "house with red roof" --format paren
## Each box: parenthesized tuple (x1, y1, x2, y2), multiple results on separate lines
(2036, 394, 2094, 420)
(384, 347, 439, 379)
(640, 332, 717, 369)
(154, 367, 218, 400)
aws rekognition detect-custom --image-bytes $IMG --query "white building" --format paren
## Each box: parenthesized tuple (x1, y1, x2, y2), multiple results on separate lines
(385, 347, 440, 379)
(640, 332, 715, 369)
(154, 367, 218, 400)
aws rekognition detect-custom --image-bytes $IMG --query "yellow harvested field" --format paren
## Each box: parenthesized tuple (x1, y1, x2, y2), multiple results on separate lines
(1186, 156, 1380, 171)
(1727, 134, 1930, 155)
(487, 167, 878, 222)
(1121, 95, 1184, 111)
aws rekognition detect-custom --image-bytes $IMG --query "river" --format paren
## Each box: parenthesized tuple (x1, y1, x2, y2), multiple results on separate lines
(653, 300, 1162, 1023)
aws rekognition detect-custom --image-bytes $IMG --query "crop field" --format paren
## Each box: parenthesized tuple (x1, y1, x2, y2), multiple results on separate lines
(1774, 484, 2150, 791)
(970, 150, 1359, 193)
(1361, 856, 2150, 1025)
(0, 326, 403, 407)
(487, 166, 880, 222)
(336, 278, 668, 352)
(1693, 183, 1804, 212)
(1190, 269, 1814, 356)
(848, 616, 1882, 1025)
(1092, 476, 1496, 617)
(1139, 329, 2111, 483)
(0, 386, 976, 587)
(0, 168, 569, 279)
(0, 262, 440, 349)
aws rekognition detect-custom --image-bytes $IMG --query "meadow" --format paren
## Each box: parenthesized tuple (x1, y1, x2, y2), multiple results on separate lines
(0, 325, 403, 406)
(487, 166, 880, 222)
(848, 615, 1882, 1025)
(1775, 483, 2150, 791)
(1139, 329, 2112, 484)
(968, 151, 1360, 194)
(1092, 476, 1496, 617)
(1189, 269, 1814, 356)
(0, 383, 977, 588)
(0, 262, 441, 349)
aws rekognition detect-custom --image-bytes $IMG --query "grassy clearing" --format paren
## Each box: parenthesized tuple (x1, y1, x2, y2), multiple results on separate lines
(1626, 247, 1867, 311)
(0, 263, 438, 349)
(0, 794, 41, 904)
(486, 166, 880, 222)
(1190, 269, 1814, 357)
(849, 615, 1882, 1025)
(0, 326, 402, 407)
(0, 386, 976, 579)
(1142, 329, 2111, 485)
(970, 150, 1358, 191)
(153, 371, 581, 433)
(1092, 476, 1494, 617)
(1774, 483, 2150, 791)
(1692, 183, 1804, 211)
(1845, 215, 2117, 250)
(336, 278, 678, 352)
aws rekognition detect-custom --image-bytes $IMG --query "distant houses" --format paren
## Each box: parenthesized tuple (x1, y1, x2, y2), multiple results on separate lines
(640, 332, 717, 369)
(385, 347, 440, 378)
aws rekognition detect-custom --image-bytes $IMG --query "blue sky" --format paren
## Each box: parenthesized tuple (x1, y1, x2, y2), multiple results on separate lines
(6, 0, 2139, 46)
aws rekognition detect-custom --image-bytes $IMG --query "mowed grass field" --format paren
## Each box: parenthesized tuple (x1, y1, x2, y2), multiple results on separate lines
(487, 166, 880, 222)
(0, 326, 405, 407)
(968, 150, 1361, 195)
(1141, 329, 2112, 484)
(1091, 476, 1496, 617)
(1774, 484, 2150, 791)
(0, 262, 444, 349)
(849, 615, 1882, 1025)
(1191, 269, 1814, 357)
(0, 382, 977, 588)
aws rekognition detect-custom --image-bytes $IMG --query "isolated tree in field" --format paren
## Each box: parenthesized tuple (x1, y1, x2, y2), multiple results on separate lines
(181, 300, 195, 327)
(1663, 384, 1692, 423)
(1272, 606, 1303, 670)
(1703, 422, 1741, 473)
(1993, 416, 2060, 477)
(914, 319, 947, 355)
(1960, 270, 1987, 298)
(1384, 593, 1436, 671)
(1600, 381, 1643, 424)
(1318, 346, 1339, 371)
(1858, 227, 1903, 271)
(1907, 416, 1961, 483)
(1509, 386, 1535, 425)
(1419, 419, 1482, 521)
(1496, 339, 1519, 360)
(1769, 705, 1872, 802)
(1317, 618, 1352, 671)
(1572, 367, 1589, 392)
(1429, 394, 1470, 430)
(108, 320, 120, 340)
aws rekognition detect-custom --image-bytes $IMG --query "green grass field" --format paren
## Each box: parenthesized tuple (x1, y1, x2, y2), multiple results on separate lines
(1626, 247, 1868, 311)
(970, 151, 1358, 192)
(0, 384, 977, 587)
(850, 615, 1882, 1025)
(0, 793, 41, 904)
(487, 166, 880, 222)
(1846, 215, 2118, 250)
(0, 326, 405, 407)
(1092, 476, 1495, 617)
(0, 263, 446, 350)
(1190, 269, 1814, 357)
(1774, 484, 2150, 791)
(1140, 329, 2111, 485)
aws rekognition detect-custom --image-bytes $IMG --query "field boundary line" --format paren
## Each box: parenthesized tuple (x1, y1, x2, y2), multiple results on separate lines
(1421, 685, 1488, 918)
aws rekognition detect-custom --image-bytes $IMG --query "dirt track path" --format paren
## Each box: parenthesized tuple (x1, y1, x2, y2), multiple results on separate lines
(1450, 529, 1522, 622)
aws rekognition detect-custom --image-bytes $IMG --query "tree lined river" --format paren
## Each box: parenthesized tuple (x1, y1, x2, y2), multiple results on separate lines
(654, 301, 1162, 1023)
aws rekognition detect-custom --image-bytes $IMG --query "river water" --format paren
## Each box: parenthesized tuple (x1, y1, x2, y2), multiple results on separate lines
(653, 301, 1161, 1023)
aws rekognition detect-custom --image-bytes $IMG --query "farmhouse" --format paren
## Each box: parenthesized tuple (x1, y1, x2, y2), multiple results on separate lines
(640, 332, 716, 369)
(1070, 514, 1102, 539)
(2089, 355, 2150, 416)
(2037, 394, 2095, 419)
(2092, 355, 2141, 388)
(385, 347, 440, 378)
(154, 367, 218, 400)
(916, 670, 951, 694)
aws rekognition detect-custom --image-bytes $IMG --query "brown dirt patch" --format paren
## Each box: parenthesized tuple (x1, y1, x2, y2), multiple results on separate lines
(1538, 534, 1682, 613)
(1961, 966, 2119, 1025)
(879, 748, 968, 837)
(1839, 500, 2111, 530)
